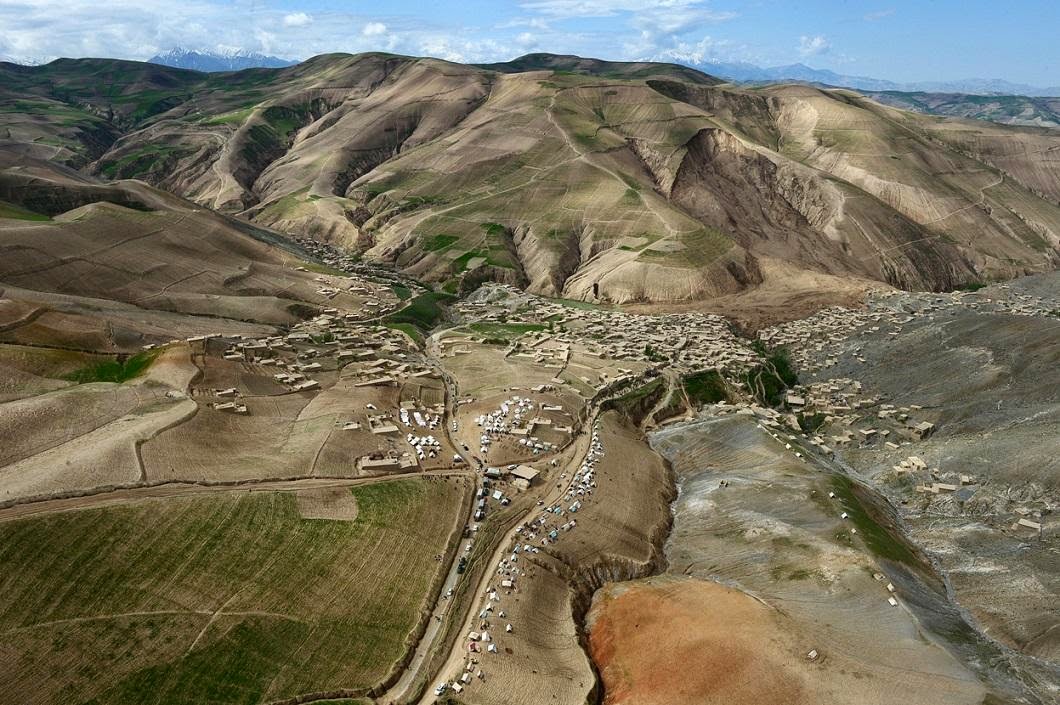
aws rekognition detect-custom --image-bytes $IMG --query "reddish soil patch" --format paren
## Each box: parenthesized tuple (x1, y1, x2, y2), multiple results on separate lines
(588, 576, 809, 705)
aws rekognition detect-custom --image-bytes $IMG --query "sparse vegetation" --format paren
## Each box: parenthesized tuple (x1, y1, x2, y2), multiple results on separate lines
(0, 200, 51, 221)
(545, 296, 605, 310)
(742, 341, 798, 407)
(385, 322, 425, 346)
(383, 291, 456, 331)
(829, 475, 918, 565)
(64, 350, 158, 384)
(451, 249, 485, 272)
(99, 144, 191, 178)
(200, 107, 256, 126)
(603, 378, 665, 424)
(644, 344, 667, 363)
(797, 412, 827, 433)
(683, 370, 728, 405)
(422, 234, 459, 252)
(467, 322, 546, 341)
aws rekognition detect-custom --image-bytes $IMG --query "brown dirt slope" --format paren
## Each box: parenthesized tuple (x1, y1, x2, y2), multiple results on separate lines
(0, 158, 348, 324)
(2, 53, 1059, 304)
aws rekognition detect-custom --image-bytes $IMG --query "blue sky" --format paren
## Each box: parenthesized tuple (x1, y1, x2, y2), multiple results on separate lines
(1, 1, 1057, 86)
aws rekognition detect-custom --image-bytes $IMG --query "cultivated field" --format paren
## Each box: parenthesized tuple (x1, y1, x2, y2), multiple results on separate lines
(0, 476, 470, 705)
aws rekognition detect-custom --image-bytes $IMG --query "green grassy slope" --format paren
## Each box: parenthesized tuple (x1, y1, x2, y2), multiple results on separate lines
(0, 477, 466, 705)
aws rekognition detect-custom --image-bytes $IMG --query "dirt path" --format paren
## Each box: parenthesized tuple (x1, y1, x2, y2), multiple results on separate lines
(374, 334, 489, 705)
(642, 370, 680, 431)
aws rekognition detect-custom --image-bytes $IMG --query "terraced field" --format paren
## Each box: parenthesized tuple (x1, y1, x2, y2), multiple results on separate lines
(0, 476, 470, 705)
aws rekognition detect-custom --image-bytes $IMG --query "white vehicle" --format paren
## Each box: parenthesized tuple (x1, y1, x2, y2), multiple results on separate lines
(434, 682, 448, 696)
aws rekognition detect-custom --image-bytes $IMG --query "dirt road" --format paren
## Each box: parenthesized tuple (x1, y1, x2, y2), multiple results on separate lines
(408, 408, 599, 705)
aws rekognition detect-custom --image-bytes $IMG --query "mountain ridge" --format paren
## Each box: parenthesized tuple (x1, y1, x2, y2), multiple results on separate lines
(148, 48, 297, 72)
(1, 52, 1058, 306)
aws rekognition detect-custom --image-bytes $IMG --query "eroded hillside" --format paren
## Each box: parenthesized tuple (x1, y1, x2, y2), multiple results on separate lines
(2, 52, 1058, 305)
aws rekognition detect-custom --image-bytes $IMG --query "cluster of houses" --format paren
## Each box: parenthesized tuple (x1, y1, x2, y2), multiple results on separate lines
(761, 284, 1057, 378)
(450, 285, 763, 397)
(157, 267, 461, 476)
(986, 285, 1056, 318)
(442, 422, 605, 696)
(759, 303, 913, 375)
(474, 396, 566, 456)
(756, 287, 1058, 540)
(293, 236, 413, 314)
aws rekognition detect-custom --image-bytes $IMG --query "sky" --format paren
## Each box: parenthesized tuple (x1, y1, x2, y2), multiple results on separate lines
(1, 0, 1058, 87)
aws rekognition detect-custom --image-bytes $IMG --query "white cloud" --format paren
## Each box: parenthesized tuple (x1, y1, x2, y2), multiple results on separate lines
(362, 22, 388, 37)
(283, 12, 311, 28)
(797, 35, 830, 57)
(649, 35, 737, 65)
(634, 8, 735, 39)
(0, 0, 724, 68)
(521, 0, 733, 23)
(864, 8, 895, 21)
(515, 32, 538, 50)
(526, 1, 735, 60)
(497, 17, 551, 31)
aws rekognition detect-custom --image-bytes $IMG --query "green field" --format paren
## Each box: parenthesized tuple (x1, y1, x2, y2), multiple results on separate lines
(64, 350, 157, 384)
(0, 200, 51, 221)
(0, 477, 467, 705)
(545, 296, 610, 311)
(683, 370, 729, 405)
(467, 322, 546, 341)
(385, 322, 425, 346)
(99, 144, 191, 179)
(421, 234, 459, 252)
(383, 291, 456, 331)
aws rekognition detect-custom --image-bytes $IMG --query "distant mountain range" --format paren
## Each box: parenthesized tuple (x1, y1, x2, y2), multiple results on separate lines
(0, 54, 47, 66)
(4, 46, 1058, 96)
(147, 48, 296, 72)
(682, 60, 1060, 97)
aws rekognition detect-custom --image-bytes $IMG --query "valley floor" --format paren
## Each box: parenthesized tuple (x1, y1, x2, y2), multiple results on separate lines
(0, 216, 1057, 705)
